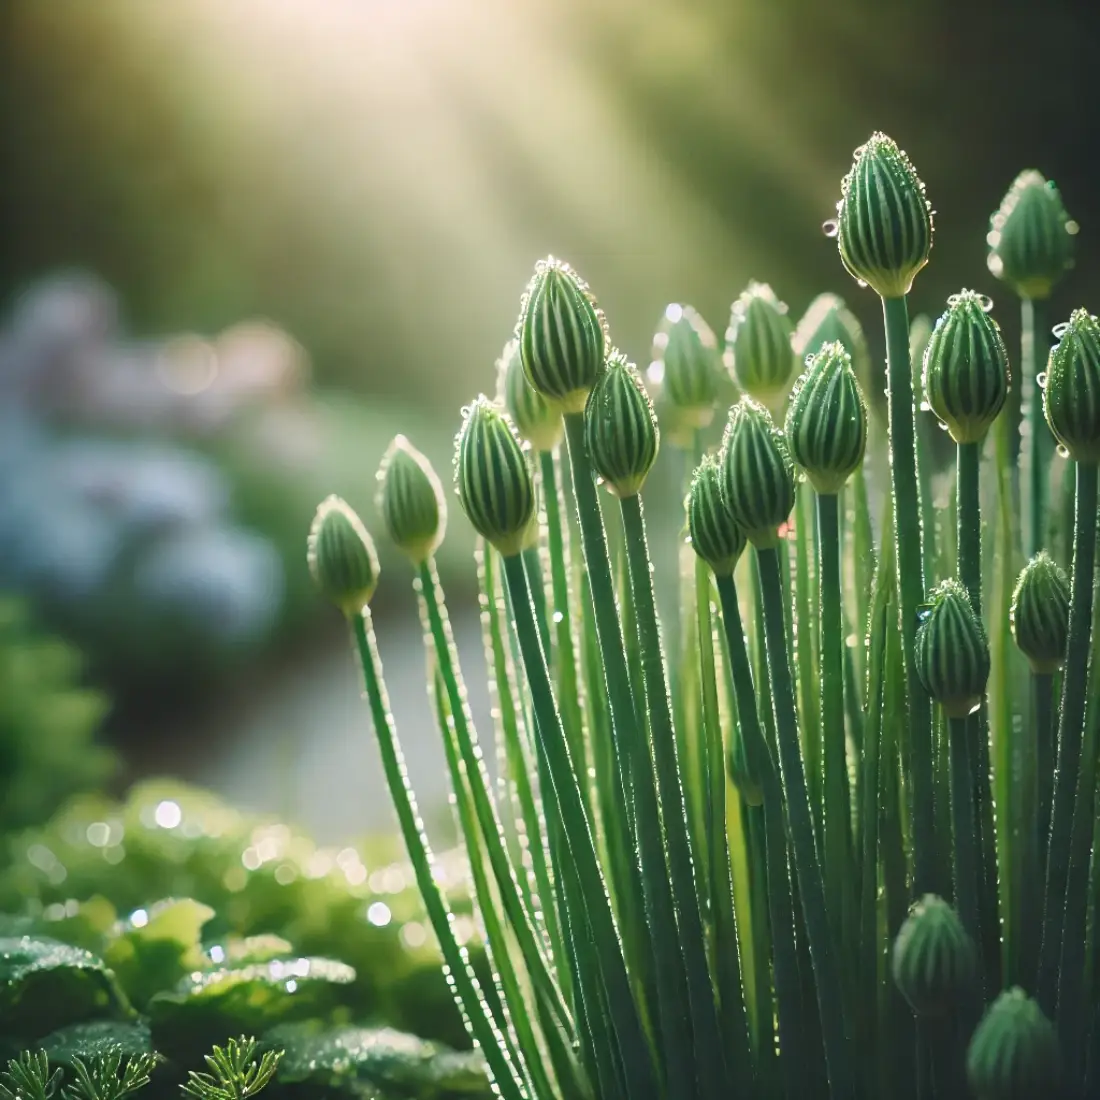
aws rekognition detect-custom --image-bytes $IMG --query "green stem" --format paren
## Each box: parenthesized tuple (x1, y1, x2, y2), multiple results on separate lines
(620, 493, 735, 1095)
(716, 572, 805, 1096)
(418, 559, 570, 1034)
(957, 442, 981, 612)
(756, 545, 854, 1098)
(817, 492, 852, 949)
(882, 294, 938, 898)
(351, 612, 527, 1100)
(1039, 460, 1099, 1016)
(540, 449, 591, 807)
(1017, 670, 1050, 990)
(1021, 297, 1048, 560)
(562, 413, 695, 1092)
(1036, 671, 1056, 872)
(502, 551, 661, 1100)
(947, 716, 982, 975)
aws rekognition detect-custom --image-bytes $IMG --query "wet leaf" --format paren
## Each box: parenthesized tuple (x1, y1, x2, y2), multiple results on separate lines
(38, 1021, 154, 1065)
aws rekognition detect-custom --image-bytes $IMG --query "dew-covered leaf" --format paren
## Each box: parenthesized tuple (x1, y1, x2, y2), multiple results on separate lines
(212, 935, 295, 967)
(147, 957, 355, 1065)
(262, 1022, 491, 1099)
(105, 898, 215, 1009)
(0, 935, 129, 1041)
(37, 1020, 154, 1064)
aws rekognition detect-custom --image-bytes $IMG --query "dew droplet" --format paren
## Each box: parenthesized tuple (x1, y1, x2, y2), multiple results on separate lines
(1057, 444, 1070, 458)
(947, 293, 961, 307)
(1053, 322, 1070, 339)
(978, 293, 994, 313)
(856, 279, 868, 289)
(822, 219, 839, 238)
(1066, 220, 1080, 236)
(1037, 371, 1047, 389)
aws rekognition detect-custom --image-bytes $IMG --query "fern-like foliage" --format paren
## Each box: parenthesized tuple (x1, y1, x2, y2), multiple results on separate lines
(0, 1053, 62, 1100)
(179, 1039, 281, 1100)
(63, 1051, 158, 1100)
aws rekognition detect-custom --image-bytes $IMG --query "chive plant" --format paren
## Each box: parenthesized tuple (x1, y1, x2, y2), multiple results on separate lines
(309, 132, 1100, 1099)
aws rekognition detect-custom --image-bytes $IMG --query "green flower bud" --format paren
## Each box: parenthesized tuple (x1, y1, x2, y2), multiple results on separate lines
(376, 436, 446, 565)
(518, 256, 607, 413)
(893, 893, 981, 1012)
(727, 721, 763, 808)
(794, 292, 873, 389)
(1043, 308, 1100, 462)
(891, 894, 976, 1017)
(834, 132, 933, 299)
(914, 579, 990, 718)
(720, 398, 796, 548)
(921, 290, 1011, 444)
(307, 496, 380, 616)
(988, 170, 1077, 301)
(454, 396, 535, 558)
(498, 338, 563, 452)
(651, 303, 721, 427)
(785, 341, 868, 493)
(723, 282, 797, 405)
(584, 351, 659, 498)
(687, 453, 746, 576)
(1011, 551, 1070, 674)
(967, 988, 1060, 1100)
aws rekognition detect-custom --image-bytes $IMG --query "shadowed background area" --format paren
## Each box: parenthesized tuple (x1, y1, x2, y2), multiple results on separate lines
(1, 0, 1099, 838)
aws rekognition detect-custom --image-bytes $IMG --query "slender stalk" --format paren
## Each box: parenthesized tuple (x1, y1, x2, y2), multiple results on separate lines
(501, 551, 661, 1100)
(795, 483, 823, 842)
(620, 492, 736, 1096)
(539, 450, 590, 806)
(1021, 298, 1048, 560)
(1038, 460, 1099, 1015)
(756, 544, 854, 1098)
(817, 492, 853, 948)
(716, 573, 805, 1096)
(350, 611, 527, 1100)
(882, 294, 938, 898)
(1035, 671, 1056, 870)
(417, 559, 571, 1035)
(956, 439, 1000, 988)
(946, 716, 982, 975)
(697, 558, 747, 1071)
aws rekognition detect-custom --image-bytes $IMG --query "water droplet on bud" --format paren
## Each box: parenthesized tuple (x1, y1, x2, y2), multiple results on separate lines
(822, 219, 839, 238)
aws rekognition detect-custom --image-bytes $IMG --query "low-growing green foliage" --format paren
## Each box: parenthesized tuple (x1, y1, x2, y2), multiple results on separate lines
(310, 133, 1099, 1098)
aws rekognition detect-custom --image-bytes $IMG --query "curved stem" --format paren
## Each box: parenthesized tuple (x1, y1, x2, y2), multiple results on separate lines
(539, 449, 590, 805)
(1038, 460, 1099, 1015)
(350, 611, 527, 1100)
(501, 551, 661, 1100)
(756, 544, 854, 1098)
(947, 716, 982, 976)
(882, 294, 938, 898)
(716, 572, 805, 1096)
(817, 492, 852, 943)
(1021, 297, 1048, 560)
(562, 412, 694, 1091)
(620, 492, 735, 1096)
(418, 559, 571, 1035)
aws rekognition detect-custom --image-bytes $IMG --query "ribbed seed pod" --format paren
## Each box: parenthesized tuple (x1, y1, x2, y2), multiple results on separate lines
(1043, 308, 1100, 462)
(794, 291, 873, 386)
(719, 397, 796, 548)
(1011, 551, 1070, 674)
(727, 721, 763, 807)
(891, 894, 976, 1017)
(376, 436, 447, 565)
(652, 303, 721, 427)
(454, 396, 535, 558)
(835, 132, 933, 299)
(987, 170, 1077, 301)
(723, 282, 797, 405)
(687, 453, 747, 576)
(498, 338, 563, 452)
(914, 579, 991, 718)
(967, 988, 1060, 1100)
(584, 351, 659, 498)
(518, 256, 607, 413)
(307, 496, 380, 616)
(785, 341, 868, 493)
(922, 289, 1011, 444)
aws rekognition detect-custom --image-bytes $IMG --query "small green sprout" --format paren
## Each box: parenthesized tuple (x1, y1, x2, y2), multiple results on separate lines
(180, 1039, 281, 1100)
(64, 1051, 158, 1100)
(0, 1053, 62, 1100)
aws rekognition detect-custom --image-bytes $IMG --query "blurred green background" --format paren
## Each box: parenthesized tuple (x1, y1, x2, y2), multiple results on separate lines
(0, 0, 1098, 837)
